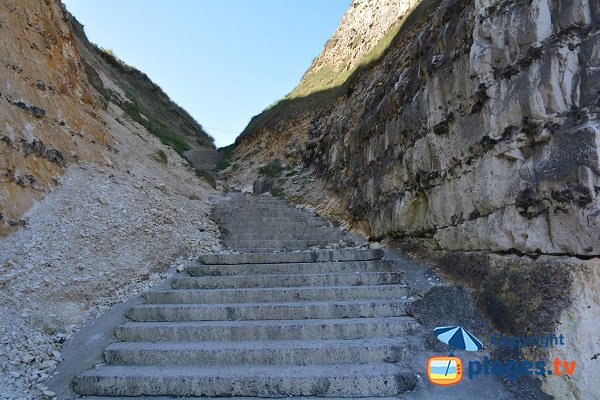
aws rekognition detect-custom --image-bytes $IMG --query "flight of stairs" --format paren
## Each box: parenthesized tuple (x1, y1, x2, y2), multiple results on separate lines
(213, 193, 356, 252)
(183, 148, 223, 175)
(72, 193, 421, 398)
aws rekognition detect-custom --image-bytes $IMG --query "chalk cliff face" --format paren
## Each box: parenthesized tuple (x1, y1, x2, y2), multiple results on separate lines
(232, 0, 600, 258)
(0, 0, 215, 236)
(0, 2, 220, 397)
(226, 0, 600, 397)
(291, 0, 422, 99)
(0, 0, 110, 233)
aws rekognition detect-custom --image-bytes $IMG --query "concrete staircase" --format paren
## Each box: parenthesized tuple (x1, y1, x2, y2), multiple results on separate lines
(72, 192, 421, 398)
(183, 148, 223, 174)
(213, 194, 360, 252)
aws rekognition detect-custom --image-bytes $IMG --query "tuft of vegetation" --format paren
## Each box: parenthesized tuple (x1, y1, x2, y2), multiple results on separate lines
(114, 97, 192, 155)
(270, 187, 285, 198)
(155, 149, 168, 164)
(216, 159, 231, 171)
(259, 160, 285, 179)
(94, 46, 132, 70)
(216, 144, 235, 171)
(192, 166, 216, 188)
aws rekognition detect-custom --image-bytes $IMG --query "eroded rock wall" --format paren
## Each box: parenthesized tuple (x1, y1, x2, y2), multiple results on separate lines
(0, 1, 220, 398)
(232, 0, 600, 258)
(227, 1, 600, 398)
(0, 0, 110, 234)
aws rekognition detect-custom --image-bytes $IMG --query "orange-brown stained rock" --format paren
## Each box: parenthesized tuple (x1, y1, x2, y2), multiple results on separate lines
(0, 0, 110, 235)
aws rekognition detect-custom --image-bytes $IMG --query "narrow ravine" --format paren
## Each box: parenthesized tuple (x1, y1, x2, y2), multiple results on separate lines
(47, 192, 548, 399)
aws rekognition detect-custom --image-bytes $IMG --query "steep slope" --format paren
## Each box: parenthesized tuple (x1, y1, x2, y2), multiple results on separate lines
(290, 0, 423, 99)
(70, 17, 219, 168)
(225, 0, 600, 398)
(0, 1, 220, 398)
(0, 0, 110, 235)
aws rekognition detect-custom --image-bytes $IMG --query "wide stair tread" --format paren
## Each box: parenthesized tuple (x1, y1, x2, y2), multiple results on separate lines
(73, 363, 416, 397)
(126, 299, 412, 321)
(84, 397, 402, 400)
(199, 249, 383, 264)
(115, 316, 418, 342)
(187, 259, 395, 275)
(145, 284, 410, 303)
(172, 271, 404, 289)
(104, 337, 413, 366)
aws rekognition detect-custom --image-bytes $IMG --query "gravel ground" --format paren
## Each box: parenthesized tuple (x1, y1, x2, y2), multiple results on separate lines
(0, 106, 222, 399)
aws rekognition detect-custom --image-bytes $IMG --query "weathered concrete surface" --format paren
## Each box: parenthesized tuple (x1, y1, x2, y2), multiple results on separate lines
(199, 248, 382, 264)
(144, 285, 411, 303)
(114, 317, 419, 342)
(73, 364, 417, 397)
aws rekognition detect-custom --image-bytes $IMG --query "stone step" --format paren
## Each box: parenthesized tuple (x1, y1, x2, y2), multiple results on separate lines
(220, 220, 328, 227)
(199, 249, 383, 265)
(217, 214, 318, 220)
(217, 217, 326, 225)
(221, 209, 311, 215)
(222, 230, 335, 238)
(224, 231, 342, 240)
(126, 299, 411, 321)
(115, 317, 418, 342)
(228, 247, 324, 253)
(144, 285, 410, 304)
(171, 271, 404, 289)
(214, 208, 310, 215)
(223, 236, 343, 243)
(186, 260, 394, 276)
(222, 239, 341, 248)
(224, 195, 288, 201)
(218, 203, 296, 209)
(73, 363, 417, 397)
(104, 337, 411, 366)
(223, 210, 311, 215)
(221, 227, 332, 235)
(84, 397, 402, 400)
(223, 203, 299, 208)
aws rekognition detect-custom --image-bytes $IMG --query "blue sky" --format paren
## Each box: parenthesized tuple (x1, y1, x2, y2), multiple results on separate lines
(63, 0, 351, 147)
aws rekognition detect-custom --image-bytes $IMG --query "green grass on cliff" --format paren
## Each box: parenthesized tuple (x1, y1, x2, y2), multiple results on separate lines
(259, 159, 285, 178)
(238, 0, 440, 142)
(216, 144, 235, 171)
(287, 18, 404, 101)
(71, 15, 215, 160)
(192, 166, 216, 188)
(114, 97, 192, 155)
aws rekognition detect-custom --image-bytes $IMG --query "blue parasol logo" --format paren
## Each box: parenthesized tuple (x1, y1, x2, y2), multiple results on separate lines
(434, 325, 483, 355)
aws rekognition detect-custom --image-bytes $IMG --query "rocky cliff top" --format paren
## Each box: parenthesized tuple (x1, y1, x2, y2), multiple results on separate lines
(292, 0, 422, 98)
(238, 0, 430, 140)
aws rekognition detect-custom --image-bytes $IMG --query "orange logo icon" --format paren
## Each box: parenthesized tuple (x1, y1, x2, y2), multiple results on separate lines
(427, 356, 463, 385)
